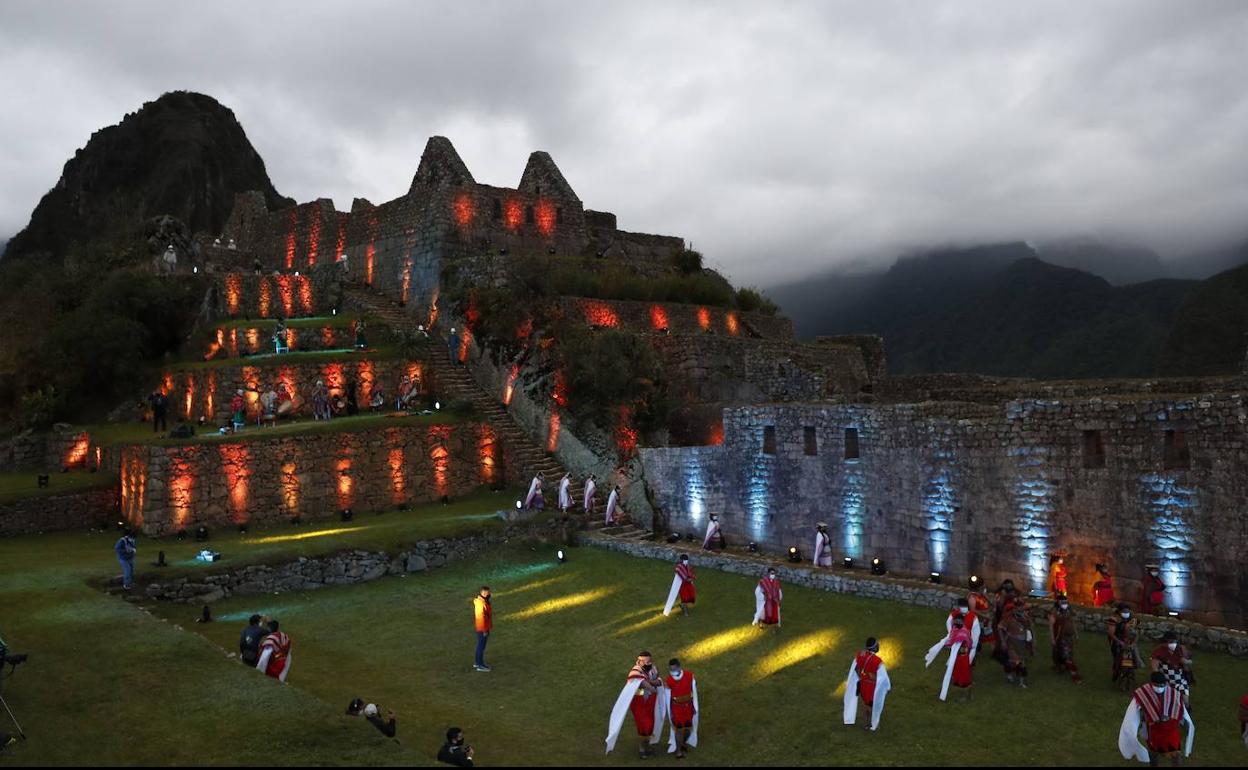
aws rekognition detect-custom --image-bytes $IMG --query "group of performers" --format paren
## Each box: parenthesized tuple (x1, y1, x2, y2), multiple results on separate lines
(605, 545, 1206, 764)
(523, 472, 627, 526)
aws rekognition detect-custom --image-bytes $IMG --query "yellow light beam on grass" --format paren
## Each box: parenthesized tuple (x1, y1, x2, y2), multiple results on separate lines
(876, 636, 905, 668)
(502, 586, 619, 621)
(676, 626, 761, 662)
(749, 628, 843, 682)
(249, 526, 362, 544)
(493, 574, 574, 598)
(610, 608, 669, 638)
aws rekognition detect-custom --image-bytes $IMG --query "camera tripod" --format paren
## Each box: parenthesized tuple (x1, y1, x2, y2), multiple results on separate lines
(0, 658, 27, 746)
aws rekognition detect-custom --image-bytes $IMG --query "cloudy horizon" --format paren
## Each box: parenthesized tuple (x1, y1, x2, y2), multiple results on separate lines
(2, 0, 1248, 286)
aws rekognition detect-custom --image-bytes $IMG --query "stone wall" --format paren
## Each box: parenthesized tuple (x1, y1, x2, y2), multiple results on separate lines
(0, 486, 119, 536)
(558, 297, 794, 341)
(158, 357, 434, 424)
(208, 273, 327, 320)
(584, 533, 1248, 656)
(0, 430, 45, 471)
(119, 421, 517, 535)
(141, 518, 560, 603)
(640, 396, 1248, 627)
(201, 324, 356, 360)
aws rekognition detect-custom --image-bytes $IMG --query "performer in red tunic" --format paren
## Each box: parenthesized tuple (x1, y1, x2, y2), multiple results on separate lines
(663, 658, 699, 758)
(968, 588, 993, 655)
(663, 554, 697, 617)
(1140, 564, 1166, 615)
(606, 652, 666, 758)
(1050, 554, 1068, 598)
(1239, 694, 1248, 749)
(843, 637, 892, 730)
(1150, 632, 1193, 705)
(1118, 672, 1195, 764)
(752, 567, 782, 631)
(945, 598, 982, 663)
(1092, 563, 1115, 607)
(255, 619, 292, 682)
(925, 614, 974, 701)
(1048, 596, 1083, 684)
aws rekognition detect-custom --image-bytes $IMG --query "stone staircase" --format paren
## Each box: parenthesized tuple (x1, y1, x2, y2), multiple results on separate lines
(341, 283, 631, 523)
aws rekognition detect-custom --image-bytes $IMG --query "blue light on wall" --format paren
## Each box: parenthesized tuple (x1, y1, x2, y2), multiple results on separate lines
(841, 463, 866, 559)
(682, 454, 707, 522)
(1010, 446, 1054, 592)
(747, 450, 772, 542)
(1140, 472, 1197, 612)
(923, 452, 957, 573)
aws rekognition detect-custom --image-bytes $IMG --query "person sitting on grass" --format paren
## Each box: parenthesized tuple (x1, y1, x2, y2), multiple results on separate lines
(346, 698, 397, 738)
(437, 727, 474, 767)
(369, 386, 386, 413)
(256, 619, 292, 682)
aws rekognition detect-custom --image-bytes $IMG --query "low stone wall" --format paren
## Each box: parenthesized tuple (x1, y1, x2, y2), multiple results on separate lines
(583, 533, 1248, 657)
(0, 430, 46, 472)
(212, 273, 328, 319)
(142, 517, 560, 603)
(0, 486, 119, 537)
(558, 297, 794, 341)
(202, 324, 356, 360)
(119, 421, 518, 536)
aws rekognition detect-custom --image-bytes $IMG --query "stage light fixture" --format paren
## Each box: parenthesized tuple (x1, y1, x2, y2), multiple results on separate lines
(968, 574, 982, 590)
(787, 546, 801, 563)
(37, 474, 49, 488)
(557, 549, 566, 564)
(237, 523, 249, 534)
(176, 529, 187, 541)
(195, 525, 209, 542)
(842, 556, 854, 569)
(340, 509, 354, 522)
(1167, 610, 1181, 619)
(929, 572, 942, 584)
(155, 550, 168, 568)
(871, 557, 887, 576)
(747, 542, 759, 554)
(666, 533, 681, 544)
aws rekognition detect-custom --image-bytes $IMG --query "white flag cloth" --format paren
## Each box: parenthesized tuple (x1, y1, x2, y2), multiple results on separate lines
(944, 614, 982, 662)
(663, 574, 683, 617)
(1117, 700, 1194, 762)
(813, 532, 832, 566)
(558, 477, 571, 510)
(702, 520, 720, 549)
(606, 679, 666, 754)
(842, 659, 891, 730)
(583, 478, 597, 511)
(524, 476, 541, 507)
(924, 636, 960, 701)
(605, 489, 619, 524)
(664, 677, 700, 753)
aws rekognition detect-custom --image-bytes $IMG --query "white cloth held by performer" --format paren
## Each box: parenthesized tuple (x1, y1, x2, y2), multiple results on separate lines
(842, 659, 891, 730)
(605, 679, 667, 754)
(702, 518, 721, 549)
(524, 475, 542, 507)
(663, 574, 683, 617)
(1117, 699, 1194, 762)
(924, 635, 960, 702)
(605, 488, 620, 523)
(945, 612, 982, 662)
(664, 677, 700, 753)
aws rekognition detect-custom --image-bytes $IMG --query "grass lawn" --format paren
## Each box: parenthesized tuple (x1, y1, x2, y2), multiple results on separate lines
(3, 528, 1246, 766)
(209, 315, 378, 332)
(0, 470, 118, 504)
(168, 345, 404, 371)
(81, 410, 475, 449)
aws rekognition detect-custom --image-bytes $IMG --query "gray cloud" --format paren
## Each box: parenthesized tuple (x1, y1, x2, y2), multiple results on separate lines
(2, 0, 1247, 285)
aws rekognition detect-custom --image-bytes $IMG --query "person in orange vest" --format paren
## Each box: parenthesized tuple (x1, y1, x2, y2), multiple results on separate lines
(1050, 554, 1069, 598)
(473, 586, 492, 672)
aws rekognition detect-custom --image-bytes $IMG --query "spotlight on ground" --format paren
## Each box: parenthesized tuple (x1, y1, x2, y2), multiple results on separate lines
(842, 556, 854, 569)
(115, 520, 126, 531)
(37, 474, 49, 488)
(237, 523, 249, 534)
(557, 549, 566, 564)
(441, 495, 450, 505)
(929, 571, 942, 584)
(435, 401, 441, 410)
(290, 516, 301, 526)
(515, 500, 523, 510)
(667, 533, 682, 544)
(195, 525, 209, 542)
(968, 574, 982, 590)
(871, 557, 886, 576)
(155, 550, 167, 568)
(176, 529, 187, 541)
(747, 542, 759, 554)
(340, 509, 353, 522)
(788, 546, 801, 563)
(196, 548, 220, 563)
(1167, 610, 1181, 619)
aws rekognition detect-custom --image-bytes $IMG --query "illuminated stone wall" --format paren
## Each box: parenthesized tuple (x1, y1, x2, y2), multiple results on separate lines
(641, 396, 1248, 627)
(120, 421, 516, 536)
(557, 297, 795, 341)
(158, 358, 434, 425)
(0, 486, 119, 537)
(210, 273, 329, 319)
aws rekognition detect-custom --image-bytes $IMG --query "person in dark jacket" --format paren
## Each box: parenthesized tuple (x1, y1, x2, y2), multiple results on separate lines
(239, 614, 267, 666)
(346, 698, 397, 738)
(437, 727, 474, 767)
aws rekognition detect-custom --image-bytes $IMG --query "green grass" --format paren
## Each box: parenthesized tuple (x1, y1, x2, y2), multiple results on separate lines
(0, 470, 118, 504)
(210, 315, 377, 332)
(80, 411, 474, 449)
(2, 529, 1245, 766)
(168, 346, 404, 371)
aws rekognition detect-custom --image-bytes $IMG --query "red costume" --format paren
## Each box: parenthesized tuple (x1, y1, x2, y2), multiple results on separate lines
(627, 663, 661, 737)
(757, 576, 782, 625)
(1133, 683, 1184, 754)
(969, 591, 994, 646)
(676, 562, 696, 605)
(1092, 571, 1115, 607)
(1141, 571, 1165, 614)
(665, 670, 697, 728)
(259, 631, 291, 679)
(949, 627, 974, 688)
(854, 649, 884, 705)
(1051, 561, 1068, 597)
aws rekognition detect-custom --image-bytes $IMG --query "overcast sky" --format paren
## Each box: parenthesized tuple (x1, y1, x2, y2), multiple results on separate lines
(2, 1, 1247, 286)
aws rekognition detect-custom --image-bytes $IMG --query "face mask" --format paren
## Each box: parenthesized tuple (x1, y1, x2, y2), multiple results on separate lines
(1153, 686, 1166, 695)
(1121, 612, 1131, 619)
(1058, 604, 1069, 612)
(1167, 642, 1177, 651)
(670, 669, 680, 677)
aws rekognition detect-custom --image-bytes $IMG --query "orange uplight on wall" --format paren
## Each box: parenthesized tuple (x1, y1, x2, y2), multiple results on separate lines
(285, 209, 297, 270)
(582, 301, 619, 328)
(275, 275, 296, 318)
(478, 424, 498, 485)
(225, 274, 242, 316)
(259, 277, 272, 317)
(401, 258, 412, 304)
(307, 212, 321, 267)
(205, 372, 217, 421)
(219, 444, 252, 523)
(535, 199, 557, 236)
(708, 421, 724, 446)
(286, 327, 299, 351)
(322, 326, 335, 348)
(324, 362, 344, 389)
(65, 434, 90, 469)
(406, 362, 423, 391)
(429, 425, 453, 498)
(120, 450, 148, 528)
(503, 363, 520, 406)
(547, 411, 561, 452)
(616, 406, 639, 457)
(336, 454, 354, 510)
(726, 312, 740, 336)
(280, 460, 300, 517)
(162, 372, 174, 396)
(458, 327, 472, 363)
(504, 199, 523, 230)
(516, 316, 533, 343)
(388, 443, 407, 506)
(697, 306, 711, 331)
(95, 446, 102, 470)
(357, 360, 376, 404)
(453, 193, 475, 227)
(245, 328, 260, 354)
(650, 305, 669, 331)
(228, 328, 239, 358)
(170, 454, 195, 529)
(298, 275, 314, 315)
(551, 369, 568, 408)
(184, 374, 195, 419)
(335, 218, 347, 263)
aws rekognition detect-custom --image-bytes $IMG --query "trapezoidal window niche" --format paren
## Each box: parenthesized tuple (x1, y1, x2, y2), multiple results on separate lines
(762, 425, 777, 455)
(844, 428, 860, 460)
(803, 426, 818, 456)
(1082, 429, 1106, 469)
(1163, 429, 1191, 470)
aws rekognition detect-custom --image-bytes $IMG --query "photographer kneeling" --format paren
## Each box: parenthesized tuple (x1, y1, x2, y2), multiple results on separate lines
(346, 697, 397, 738)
